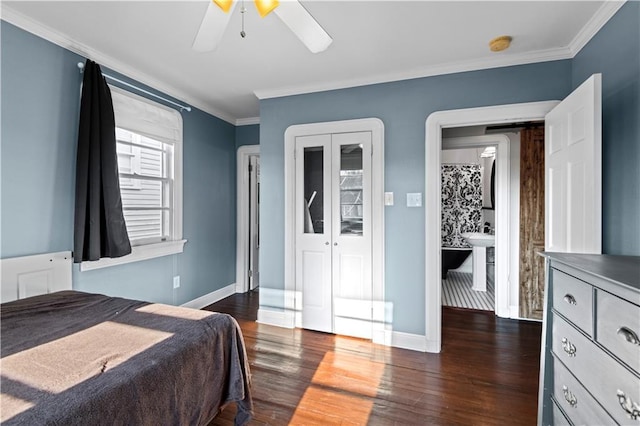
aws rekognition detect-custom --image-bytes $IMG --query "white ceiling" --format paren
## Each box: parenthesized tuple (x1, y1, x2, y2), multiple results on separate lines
(2, 1, 622, 124)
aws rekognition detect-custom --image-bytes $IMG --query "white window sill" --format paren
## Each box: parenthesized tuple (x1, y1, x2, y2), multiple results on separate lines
(79, 239, 187, 272)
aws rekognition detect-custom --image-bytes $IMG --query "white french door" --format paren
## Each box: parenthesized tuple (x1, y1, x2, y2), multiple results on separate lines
(295, 132, 373, 338)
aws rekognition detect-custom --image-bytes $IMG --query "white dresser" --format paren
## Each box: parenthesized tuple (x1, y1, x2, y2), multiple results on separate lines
(538, 253, 640, 425)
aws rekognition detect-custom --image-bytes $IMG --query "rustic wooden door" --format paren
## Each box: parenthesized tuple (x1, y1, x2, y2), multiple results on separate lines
(519, 126, 546, 320)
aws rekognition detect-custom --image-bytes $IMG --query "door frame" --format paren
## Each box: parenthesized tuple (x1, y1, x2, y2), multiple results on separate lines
(284, 118, 385, 342)
(442, 134, 511, 319)
(236, 144, 260, 294)
(425, 101, 559, 353)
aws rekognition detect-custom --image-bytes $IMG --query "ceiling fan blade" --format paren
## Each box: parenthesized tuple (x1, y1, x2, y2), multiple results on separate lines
(274, 0, 332, 53)
(192, 1, 237, 52)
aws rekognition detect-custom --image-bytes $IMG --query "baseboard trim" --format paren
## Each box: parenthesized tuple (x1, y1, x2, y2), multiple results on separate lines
(257, 308, 295, 328)
(388, 330, 431, 353)
(181, 283, 236, 310)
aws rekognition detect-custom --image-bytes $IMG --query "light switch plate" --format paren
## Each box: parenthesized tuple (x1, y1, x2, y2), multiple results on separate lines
(407, 193, 422, 207)
(384, 192, 394, 206)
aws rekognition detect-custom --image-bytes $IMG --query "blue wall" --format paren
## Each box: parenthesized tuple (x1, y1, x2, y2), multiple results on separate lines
(572, 1, 640, 255)
(235, 124, 260, 149)
(1, 22, 237, 305)
(258, 2, 640, 335)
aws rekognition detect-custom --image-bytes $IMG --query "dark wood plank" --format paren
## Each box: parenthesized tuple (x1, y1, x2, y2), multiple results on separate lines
(206, 291, 541, 425)
(519, 126, 546, 320)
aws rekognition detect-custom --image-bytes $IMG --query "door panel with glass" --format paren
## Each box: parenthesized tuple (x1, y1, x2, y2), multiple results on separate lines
(332, 133, 372, 339)
(296, 135, 333, 333)
(295, 132, 373, 338)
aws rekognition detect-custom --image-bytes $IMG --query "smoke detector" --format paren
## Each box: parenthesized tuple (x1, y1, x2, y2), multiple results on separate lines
(489, 36, 512, 52)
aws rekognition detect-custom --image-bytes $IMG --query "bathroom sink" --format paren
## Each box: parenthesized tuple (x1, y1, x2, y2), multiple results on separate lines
(461, 232, 495, 247)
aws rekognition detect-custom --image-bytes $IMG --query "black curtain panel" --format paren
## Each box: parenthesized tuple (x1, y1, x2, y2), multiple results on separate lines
(73, 59, 131, 263)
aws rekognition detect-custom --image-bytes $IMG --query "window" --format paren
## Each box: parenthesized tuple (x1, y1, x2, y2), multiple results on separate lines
(80, 87, 185, 271)
(116, 128, 172, 245)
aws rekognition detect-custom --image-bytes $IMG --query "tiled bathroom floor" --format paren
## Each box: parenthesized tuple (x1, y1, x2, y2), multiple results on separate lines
(442, 267, 495, 311)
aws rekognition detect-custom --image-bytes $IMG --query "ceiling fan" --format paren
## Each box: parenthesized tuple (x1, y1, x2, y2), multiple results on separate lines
(192, 0, 333, 53)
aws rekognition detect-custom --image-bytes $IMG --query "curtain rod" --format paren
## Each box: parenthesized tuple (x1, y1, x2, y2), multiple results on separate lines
(77, 62, 191, 113)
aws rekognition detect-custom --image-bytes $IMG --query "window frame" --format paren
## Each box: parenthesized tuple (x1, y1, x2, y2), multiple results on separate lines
(80, 86, 186, 271)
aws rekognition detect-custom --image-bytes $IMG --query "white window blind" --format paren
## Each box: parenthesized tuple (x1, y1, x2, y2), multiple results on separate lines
(111, 86, 183, 247)
(80, 86, 186, 271)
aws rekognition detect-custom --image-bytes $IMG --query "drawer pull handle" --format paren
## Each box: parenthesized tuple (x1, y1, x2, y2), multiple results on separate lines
(561, 337, 577, 357)
(617, 326, 640, 346)
(563, 294, 577, 305)
(562, 386, 578, 407)
(616, 390, 640, 420)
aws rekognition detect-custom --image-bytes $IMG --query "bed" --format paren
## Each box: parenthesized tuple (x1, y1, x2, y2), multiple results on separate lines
(0, 290, 253, 425)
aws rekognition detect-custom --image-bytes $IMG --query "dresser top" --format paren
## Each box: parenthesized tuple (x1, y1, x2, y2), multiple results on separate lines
(542, 252, 640, 292)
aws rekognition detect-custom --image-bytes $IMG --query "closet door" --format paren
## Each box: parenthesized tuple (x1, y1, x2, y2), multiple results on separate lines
(332, 132, 373, 339)
(295, 132, 374, 338)
(296, 134, 333, 333)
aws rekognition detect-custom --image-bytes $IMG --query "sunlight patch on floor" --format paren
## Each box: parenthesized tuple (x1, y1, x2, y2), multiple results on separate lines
(290, 351, 384, 425)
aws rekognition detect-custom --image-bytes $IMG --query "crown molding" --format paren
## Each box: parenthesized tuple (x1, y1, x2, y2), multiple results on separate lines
(3, 1, 624, 117)
(255, 0, 623, 100)
(235, 117, 260, 126)
(255, 46, 573, 100)
(568, 0, 626, 56)
(1, 5, 237, 125)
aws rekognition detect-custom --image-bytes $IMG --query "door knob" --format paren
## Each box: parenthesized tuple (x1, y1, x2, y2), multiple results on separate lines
(325, 242, 329, 245)
(334, 242, 338, 246)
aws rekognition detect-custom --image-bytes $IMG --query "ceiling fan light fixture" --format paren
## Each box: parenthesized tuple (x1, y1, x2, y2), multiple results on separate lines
(254, 0, 279, 17)
(274, 1, 332, 53)
(213, 0, 234, 13)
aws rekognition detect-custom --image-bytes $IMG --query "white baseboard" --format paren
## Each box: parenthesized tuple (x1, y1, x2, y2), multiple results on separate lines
(181, 283, 236, 310)
(257, 308, 295, 328)
(388, 330, 430, 352)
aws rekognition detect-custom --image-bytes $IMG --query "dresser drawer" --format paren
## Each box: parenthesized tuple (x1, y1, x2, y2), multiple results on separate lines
(552, 314, 640, 425)
(552, 356, 614, 425)
(551, 398, 571, 425)
(596, 289, 640, 375)
(552, 269, 593, 336)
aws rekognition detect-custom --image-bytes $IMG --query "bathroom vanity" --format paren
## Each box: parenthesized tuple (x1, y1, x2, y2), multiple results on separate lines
(538, 253, 640, 425)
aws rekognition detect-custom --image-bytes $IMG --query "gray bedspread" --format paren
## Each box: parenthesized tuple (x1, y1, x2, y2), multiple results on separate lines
(0, 291, 252, 425)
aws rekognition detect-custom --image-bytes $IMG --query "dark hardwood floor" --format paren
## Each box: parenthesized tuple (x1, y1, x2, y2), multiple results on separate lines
(204, 290, 542, 425)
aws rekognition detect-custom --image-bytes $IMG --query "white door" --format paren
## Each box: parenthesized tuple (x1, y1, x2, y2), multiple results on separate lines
(545, 74, 602, 253)
(249, 155, 260, 290)
(296, 134, 333, 333)
(332, 133, 372, 339)
(295, 132, 373, 337)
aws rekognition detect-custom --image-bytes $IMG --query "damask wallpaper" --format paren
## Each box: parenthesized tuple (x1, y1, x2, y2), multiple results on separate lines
(442, 164, 483, 248)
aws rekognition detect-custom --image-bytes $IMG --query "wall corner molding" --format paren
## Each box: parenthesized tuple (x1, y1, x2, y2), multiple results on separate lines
(568, 1, 627, 56)
(236, 117, 260, 126)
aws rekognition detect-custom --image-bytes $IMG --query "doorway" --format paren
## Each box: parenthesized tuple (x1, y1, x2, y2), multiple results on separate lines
(440, 134, 512, 315)
(236, 145, 260, 293)
(426, 74, 602, 353)
(425, 101, 559, 353)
